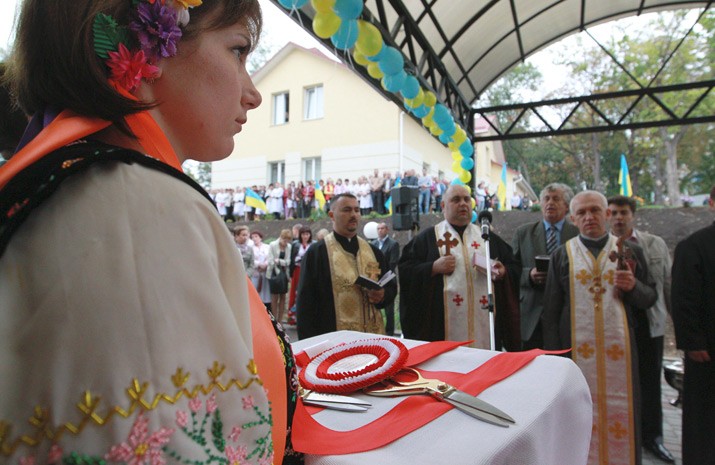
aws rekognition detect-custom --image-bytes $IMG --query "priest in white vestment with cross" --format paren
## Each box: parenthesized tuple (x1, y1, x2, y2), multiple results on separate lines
(543, 190, 656, 465)
(398, 184, 521, 351)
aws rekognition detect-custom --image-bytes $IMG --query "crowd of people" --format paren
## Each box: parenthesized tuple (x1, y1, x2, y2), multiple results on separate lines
(211, 168, 459, 221)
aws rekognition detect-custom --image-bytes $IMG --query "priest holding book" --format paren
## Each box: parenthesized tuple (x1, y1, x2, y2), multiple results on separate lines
(296, 193, 397, 339)
(398, 184, 521, 350)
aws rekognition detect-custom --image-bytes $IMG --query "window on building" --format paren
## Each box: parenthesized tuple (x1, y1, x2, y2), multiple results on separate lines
(272, 92, 289, 125)
(304, 85, 324, 120)
(269, 161, 285, 185)
(303, 157, 321, 182)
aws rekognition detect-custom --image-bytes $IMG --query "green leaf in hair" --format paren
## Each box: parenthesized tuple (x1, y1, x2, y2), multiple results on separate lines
(93, 13, 129, 59)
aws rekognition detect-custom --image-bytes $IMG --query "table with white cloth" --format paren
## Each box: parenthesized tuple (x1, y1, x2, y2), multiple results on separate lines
(291, 330, 593, 465)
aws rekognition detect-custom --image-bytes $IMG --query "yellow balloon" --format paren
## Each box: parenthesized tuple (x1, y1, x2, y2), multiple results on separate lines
(421, 107, 435, 126)
(459, 170, 472, 184)
(311, 0, 335, 13)
(313, 11, 341, 39)
(471, 197, 476, 209)
(404, 97, 418, 108)
(448, 141, 458, 151)
(452, 160, 462, 172)
(410, 88, 425, 107)
(465, 185, 472, 194)
(355, 20, 383, 57)
(367, 61, 384, 79)
(453, 128, 467, 146)
(353, 49, 369, 66)
(451, 150, 462, 161)
(430, 125, 443, 136)
(423, 91, 437, 107)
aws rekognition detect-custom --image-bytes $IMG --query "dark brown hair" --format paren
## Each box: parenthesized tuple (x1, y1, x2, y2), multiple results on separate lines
(6, 0, 261, 124)
(607, 195, 637, 213)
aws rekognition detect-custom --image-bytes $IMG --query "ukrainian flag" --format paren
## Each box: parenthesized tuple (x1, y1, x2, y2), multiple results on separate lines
(384, 177, 401, 214)
(245, 187, 268, 212)
(619, 154, 633, 197)
(497, 163, 507, 211)
(315, 187, 326, 210)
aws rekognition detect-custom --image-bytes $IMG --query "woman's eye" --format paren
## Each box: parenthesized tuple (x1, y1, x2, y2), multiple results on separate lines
(233, 46, 250, 60)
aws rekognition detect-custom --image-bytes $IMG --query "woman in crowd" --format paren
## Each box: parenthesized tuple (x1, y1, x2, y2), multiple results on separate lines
(302, 180, 315, 218)
(289, 226, 313, 312)
(0, 1, 300, 463)
(267, 229, 292, 324)
(234, 225, 254, 277)
(234, 186, 246, 221)
(285, 181, 296, 219)
(295, 180, 305, 218)
(269, 181, 284, 219)
(251, 230, 272, 311)
(358, 175, 373, 215)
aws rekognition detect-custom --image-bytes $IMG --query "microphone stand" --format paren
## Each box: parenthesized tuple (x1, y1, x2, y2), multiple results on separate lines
(481, 223, 496, 351)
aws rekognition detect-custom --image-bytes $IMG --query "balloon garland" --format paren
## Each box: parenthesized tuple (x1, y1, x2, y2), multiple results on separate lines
(278, 0, 478, 222)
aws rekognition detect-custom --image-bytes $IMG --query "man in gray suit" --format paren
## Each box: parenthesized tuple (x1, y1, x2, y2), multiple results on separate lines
(608, 195, 675, 463)
(512, 183, 578, 349)
(372, 222, 401, 335)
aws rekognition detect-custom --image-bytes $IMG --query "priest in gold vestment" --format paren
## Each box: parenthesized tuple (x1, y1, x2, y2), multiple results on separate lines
(543, 191, 656, 465)
(296, 194, 397, 339)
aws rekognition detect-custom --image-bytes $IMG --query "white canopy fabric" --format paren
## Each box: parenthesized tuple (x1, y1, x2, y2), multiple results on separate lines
(286, 0, 709, 107)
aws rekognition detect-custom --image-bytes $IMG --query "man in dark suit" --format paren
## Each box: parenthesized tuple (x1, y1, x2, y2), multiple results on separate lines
(372, 222, 400, 335)
(512, 183, 578, 349)
(671, 186, 715, 465)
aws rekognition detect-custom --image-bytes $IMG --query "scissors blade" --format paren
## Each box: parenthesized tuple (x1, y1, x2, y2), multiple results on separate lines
(303, 391, 372, 407)
(301, 398, 369, 412)
(443, 389, 515, 424)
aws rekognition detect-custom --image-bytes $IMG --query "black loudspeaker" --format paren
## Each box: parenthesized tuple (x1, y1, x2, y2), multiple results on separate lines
(391, 186, 419, 231)
(391, 186, 419, 206)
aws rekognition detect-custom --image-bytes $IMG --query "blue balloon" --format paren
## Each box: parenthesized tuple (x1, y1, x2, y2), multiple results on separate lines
(432, 104, 451, 126)
(278, 0, 308, 8)
(459, 140, 474, 157)
(411, 104, 430, 118)
(382, 69, 406, 92)
(471, 211, 478, 223)
(438, 132, 452, 145)
(401, 75, 419, 99)
(331, 19, 359, 50)
(460, 157, 475, 171)
(378, 47, 404, 76)
(439, 119, 456, 136)
(450, 178, 465, 185)
(366, 44, 387, 62)
(333, 0, 363, 20)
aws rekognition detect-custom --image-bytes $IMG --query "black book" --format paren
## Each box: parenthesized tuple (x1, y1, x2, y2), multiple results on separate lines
(355, 270, 396, 290)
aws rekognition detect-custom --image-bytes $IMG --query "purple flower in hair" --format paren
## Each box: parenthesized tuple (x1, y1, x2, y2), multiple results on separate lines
(130, 1, 182, 62)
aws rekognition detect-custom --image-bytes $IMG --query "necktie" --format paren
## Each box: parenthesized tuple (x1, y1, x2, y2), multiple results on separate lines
(546, 226, 558, 254)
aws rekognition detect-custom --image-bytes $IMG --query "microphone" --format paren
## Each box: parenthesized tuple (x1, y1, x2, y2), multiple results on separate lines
(477, 210, 492, 240)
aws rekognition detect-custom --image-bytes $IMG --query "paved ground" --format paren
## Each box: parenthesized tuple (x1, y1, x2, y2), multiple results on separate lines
(285, 325, 683, 463)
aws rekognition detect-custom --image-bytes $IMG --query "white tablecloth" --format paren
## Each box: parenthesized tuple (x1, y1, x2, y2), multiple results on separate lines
(292, 331, 592, 465)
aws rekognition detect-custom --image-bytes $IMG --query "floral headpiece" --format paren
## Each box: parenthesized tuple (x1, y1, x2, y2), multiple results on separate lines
(93, 0, 203, 93)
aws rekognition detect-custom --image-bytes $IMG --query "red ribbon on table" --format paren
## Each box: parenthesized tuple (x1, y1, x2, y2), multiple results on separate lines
(292, 345, 569, 455)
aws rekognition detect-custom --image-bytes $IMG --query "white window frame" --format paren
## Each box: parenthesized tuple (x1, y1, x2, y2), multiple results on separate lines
(303, 85, 324, 120)
(272, 91, 289, 125)
(302, 157, 321, 182)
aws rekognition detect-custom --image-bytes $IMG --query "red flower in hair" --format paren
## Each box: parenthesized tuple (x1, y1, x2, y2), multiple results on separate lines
(106, 43, 160, 92)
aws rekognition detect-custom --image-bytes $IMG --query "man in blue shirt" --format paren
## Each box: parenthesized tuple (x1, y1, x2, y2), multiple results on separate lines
(511, 183, 579, 349)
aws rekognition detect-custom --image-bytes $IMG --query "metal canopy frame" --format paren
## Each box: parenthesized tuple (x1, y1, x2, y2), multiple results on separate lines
(269, 0, 714, 141)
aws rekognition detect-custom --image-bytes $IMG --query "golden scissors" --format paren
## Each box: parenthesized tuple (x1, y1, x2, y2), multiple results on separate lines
(364, 368, 515, 427)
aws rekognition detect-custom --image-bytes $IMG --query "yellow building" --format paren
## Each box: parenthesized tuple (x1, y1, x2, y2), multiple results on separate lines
(212, 43, 454, 187)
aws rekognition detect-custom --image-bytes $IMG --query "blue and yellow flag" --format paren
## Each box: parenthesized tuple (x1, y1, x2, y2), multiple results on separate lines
(497, 163, 507, 211)
(384, 177, 401, 214)
(244, 187, 268, 212)
(315, 187, 326, 210)
(619, 154, 633, 197)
